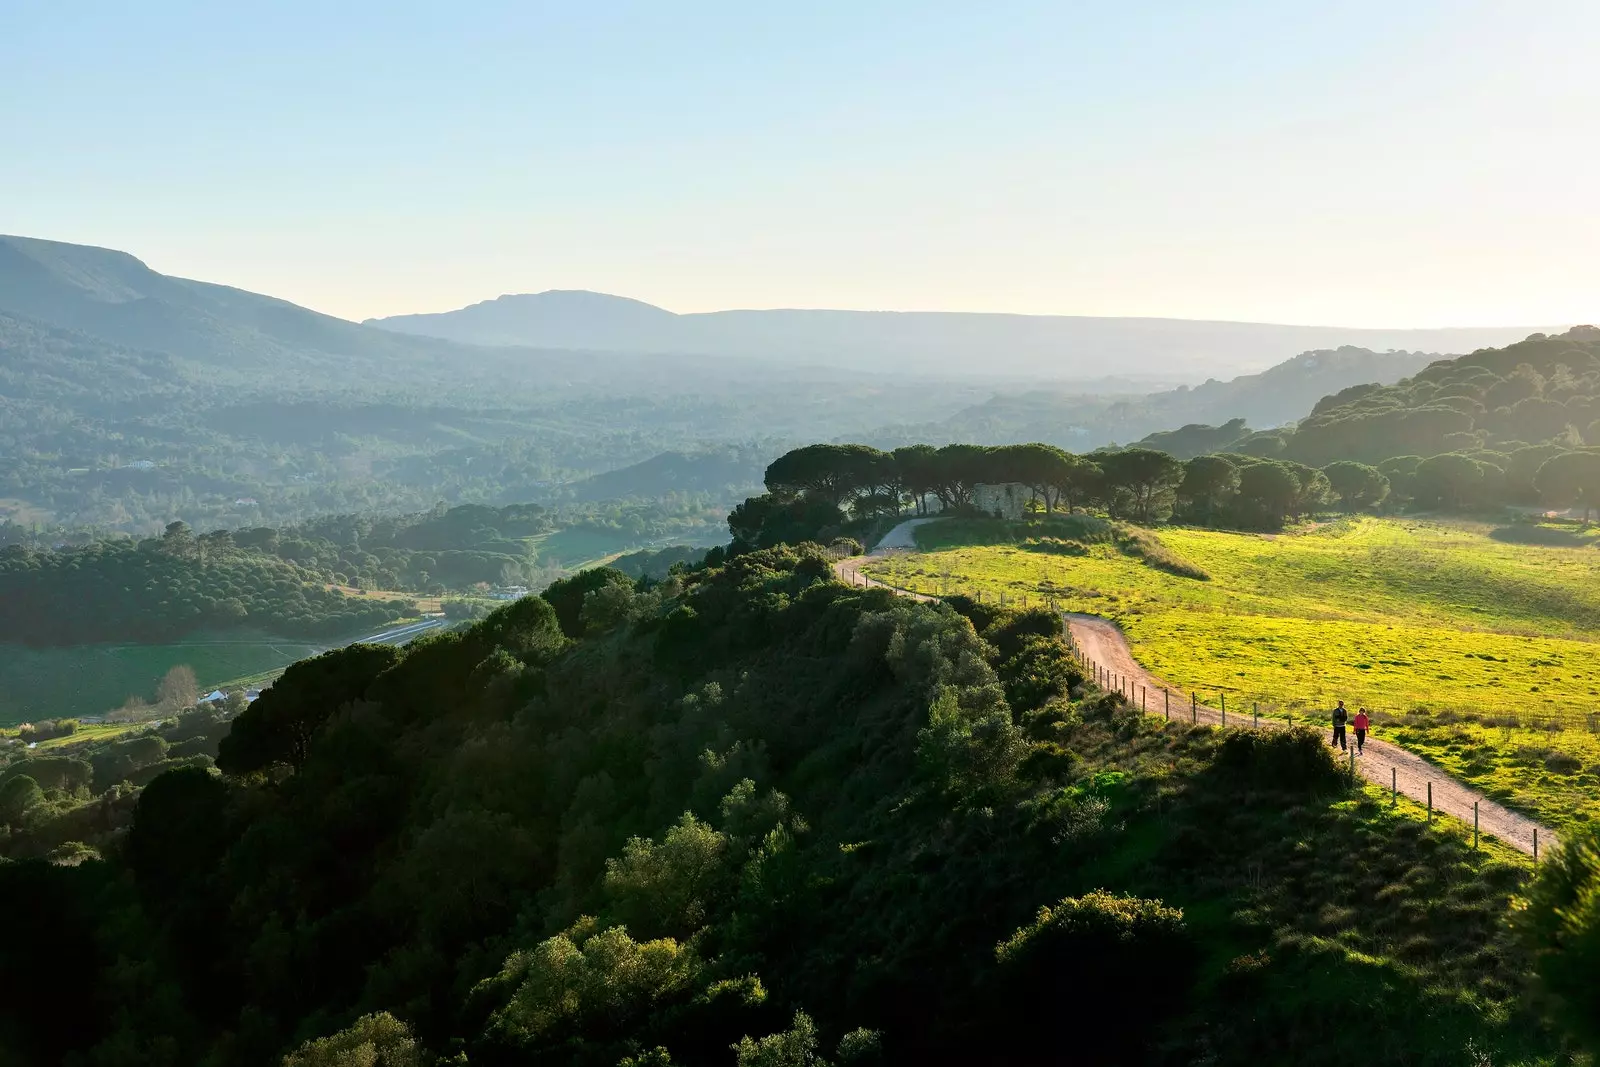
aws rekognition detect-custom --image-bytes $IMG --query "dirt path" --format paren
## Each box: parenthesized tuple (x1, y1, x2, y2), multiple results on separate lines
(1067, 613, 1555, 856)
(833, 517, 939, 601)
(841, 518, 1557, 858)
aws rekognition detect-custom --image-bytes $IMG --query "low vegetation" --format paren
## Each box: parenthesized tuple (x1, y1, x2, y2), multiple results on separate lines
(868, 516, 1600, 831)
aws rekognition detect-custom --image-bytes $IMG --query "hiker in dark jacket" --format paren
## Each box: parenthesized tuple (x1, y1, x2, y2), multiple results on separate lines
(1331, 700, 1348, 751)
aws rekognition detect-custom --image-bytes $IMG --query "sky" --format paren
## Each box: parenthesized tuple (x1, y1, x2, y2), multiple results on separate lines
(3, 1, 1597, 327)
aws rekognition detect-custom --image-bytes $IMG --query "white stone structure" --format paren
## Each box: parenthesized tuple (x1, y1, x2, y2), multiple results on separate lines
(971, 482, 1032, 520)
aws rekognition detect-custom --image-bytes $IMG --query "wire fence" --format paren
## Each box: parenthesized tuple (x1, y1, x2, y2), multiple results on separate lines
(851, 560, 1600, 737)
(844, 562, 1554, 859)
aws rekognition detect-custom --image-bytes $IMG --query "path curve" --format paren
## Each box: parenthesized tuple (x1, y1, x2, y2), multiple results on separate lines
(833, 517, 938, 600)
(841, 518, 1557, 857)
(1067, 613, 1554, 856)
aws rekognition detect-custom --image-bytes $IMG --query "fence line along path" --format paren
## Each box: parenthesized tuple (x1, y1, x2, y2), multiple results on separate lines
(835, 518, 1557, 858)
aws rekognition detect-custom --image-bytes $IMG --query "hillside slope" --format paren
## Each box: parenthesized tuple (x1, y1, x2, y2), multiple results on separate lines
(864, 345, 1439, 451)
(1275, 326, 1600, 465)
(0, 547, 1565, 1065)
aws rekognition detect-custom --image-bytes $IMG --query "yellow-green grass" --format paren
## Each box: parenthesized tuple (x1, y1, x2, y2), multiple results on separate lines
(866, 516, 1600, 832)
(0, 721, 154, 750)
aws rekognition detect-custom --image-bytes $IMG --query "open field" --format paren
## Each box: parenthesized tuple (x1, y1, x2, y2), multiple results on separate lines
(0, 617, 444, 725)
(0, 720, 155, 750)
(325, 584, 444, 613)
(865, 515, 1600, 832)
(0, 633, 329, 724)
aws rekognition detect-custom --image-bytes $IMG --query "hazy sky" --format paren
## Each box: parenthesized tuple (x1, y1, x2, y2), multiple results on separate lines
(4, 1, 1597, 326)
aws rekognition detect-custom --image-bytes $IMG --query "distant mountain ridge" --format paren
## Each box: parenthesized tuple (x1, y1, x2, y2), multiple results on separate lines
(0, 234, 466, 376)
(368, 288, 1549, 381)
(861, 344, 1445, 450)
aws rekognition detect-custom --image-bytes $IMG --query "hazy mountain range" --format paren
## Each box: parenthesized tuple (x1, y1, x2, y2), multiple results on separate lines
(368, 289, 1545, 381)
(0, 231, 1556, 535)
(874, 345, 1444, 450)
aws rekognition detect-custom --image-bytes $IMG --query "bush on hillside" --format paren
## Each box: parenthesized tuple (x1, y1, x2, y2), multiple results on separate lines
(992, 890, 1196, 1060)
(1021, 536, 1089, 556)
(1520, 829, 1600, 1054)
(1212, 727, 1346, 794)
(1112, 524, 1210, 580)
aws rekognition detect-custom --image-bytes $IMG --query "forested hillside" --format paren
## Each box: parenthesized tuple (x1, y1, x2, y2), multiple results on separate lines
(862, 346, 1438, 452)
(2, 544, 1589, 1066)
(1279, 327, 1600, 464)
(1110, 327, 1600, 517)
(0, 238, 988, 536)
(0, 523, 414, 646)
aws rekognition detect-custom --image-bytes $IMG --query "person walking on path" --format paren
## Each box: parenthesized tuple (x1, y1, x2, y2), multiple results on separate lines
(1331, 701, 1349, 751)
(1353, 708, 1370, 755)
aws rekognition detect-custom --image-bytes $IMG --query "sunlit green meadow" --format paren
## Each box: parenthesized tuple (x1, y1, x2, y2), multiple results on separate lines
(865, 515, 1600, 831)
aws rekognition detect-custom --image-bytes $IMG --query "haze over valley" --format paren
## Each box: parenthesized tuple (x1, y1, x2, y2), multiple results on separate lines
(6, 4, 1600, 1065)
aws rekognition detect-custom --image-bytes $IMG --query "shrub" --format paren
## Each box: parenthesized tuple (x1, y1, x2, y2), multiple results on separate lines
(828, 537, 864, 557)
(1021, 536, 1089, 556)
(18, 719, 78, 743)
(1211, 727, 1346, 794)
(1519, 829, 1600, 1053)
(992, 890, 1195, 1060)
(1112, 525, 1210, 580)
(282, 1011, 422, 1067)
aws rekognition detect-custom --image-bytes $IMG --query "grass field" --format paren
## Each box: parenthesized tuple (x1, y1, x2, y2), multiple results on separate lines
(0, 633, 328, 726)
(0, 632, 332, 724)
(865, 515, 1600, 832)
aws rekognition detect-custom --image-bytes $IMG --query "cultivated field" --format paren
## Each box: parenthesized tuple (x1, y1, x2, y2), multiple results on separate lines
(0, 633, 329, 724)
(865, 515, 1600, 830)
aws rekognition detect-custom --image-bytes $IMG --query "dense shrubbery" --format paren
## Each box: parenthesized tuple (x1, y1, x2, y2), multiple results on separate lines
(0, 544, 1581, 1064)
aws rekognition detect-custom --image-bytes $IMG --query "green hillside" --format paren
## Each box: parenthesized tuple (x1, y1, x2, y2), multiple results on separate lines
(1, 546, 1594, 1065)
(1274, 326, 1600, 466)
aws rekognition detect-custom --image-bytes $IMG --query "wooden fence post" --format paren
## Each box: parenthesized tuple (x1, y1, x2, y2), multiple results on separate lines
(1254, 702, 1259, 728)
(1391, 767, 1397, 806)
(1427, 782, 1432, 823)
(1473, 801, 1479, 850)
(1534, 828, 1539, 863)
(1221, 694, 1226, 727)
(1164, 690, 1170, 720)
(1191, 693, 1197, 723)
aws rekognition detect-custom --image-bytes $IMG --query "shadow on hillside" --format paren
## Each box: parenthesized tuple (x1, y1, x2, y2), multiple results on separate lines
(1488, 524, 1595, 547)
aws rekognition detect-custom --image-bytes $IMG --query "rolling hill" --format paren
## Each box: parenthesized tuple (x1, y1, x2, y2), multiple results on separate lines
(860, 344, 1442, 451)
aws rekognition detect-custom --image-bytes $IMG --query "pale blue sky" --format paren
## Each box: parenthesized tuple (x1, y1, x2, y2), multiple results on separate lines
(4, 1, 1596, 325)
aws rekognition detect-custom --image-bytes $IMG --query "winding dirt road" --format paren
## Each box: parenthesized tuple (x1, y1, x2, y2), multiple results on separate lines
(838, 519, 1557, 857)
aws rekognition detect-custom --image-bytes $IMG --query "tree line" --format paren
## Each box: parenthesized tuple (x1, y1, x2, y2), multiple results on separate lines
(730, 426, 1600, 551)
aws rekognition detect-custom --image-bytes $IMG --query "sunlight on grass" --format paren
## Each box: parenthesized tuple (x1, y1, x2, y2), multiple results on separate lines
(866, 515, 1600, 831)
